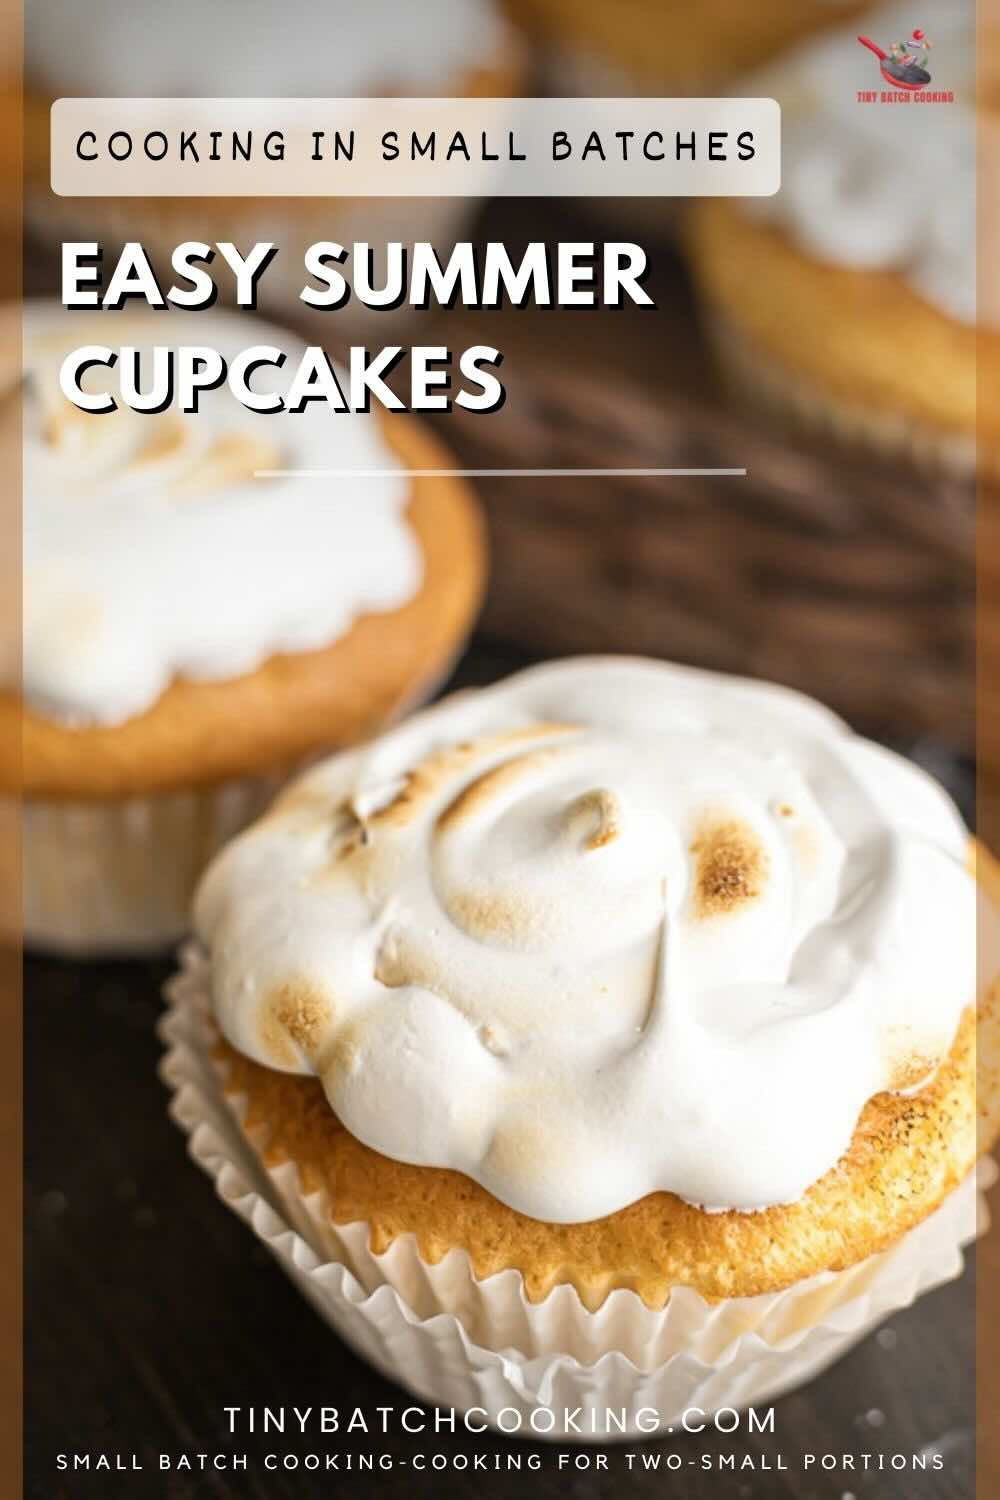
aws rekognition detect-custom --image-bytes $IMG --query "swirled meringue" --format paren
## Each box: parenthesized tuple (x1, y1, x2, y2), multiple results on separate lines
(21, 303, 421, 725)
(752, 0, 982, 327)
(196, 658, 982, 1223)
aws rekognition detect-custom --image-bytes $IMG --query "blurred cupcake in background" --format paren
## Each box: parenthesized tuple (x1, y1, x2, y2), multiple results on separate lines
(23, 0, 523, 339)
(3, 303, 486, 955)
(686, 0, 993, 475)
(505, 0, 867, 97)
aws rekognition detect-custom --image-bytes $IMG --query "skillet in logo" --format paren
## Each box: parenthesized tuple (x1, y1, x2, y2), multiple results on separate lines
(858, 27, 932, 89)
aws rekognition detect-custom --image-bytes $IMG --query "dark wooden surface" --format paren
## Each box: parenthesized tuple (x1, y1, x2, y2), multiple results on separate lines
(25, 640, 981, 1500)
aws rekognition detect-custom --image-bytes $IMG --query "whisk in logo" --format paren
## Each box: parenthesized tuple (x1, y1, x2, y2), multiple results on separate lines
(856, 25, 954, 103)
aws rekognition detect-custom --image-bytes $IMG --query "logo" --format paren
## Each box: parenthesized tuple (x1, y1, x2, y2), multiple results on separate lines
(858, 27, 932, 88)
(856, 26, 954, 104)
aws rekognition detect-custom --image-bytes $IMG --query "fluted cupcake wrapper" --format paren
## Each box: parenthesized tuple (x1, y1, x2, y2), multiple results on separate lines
(15, 771, 292, 957)
(160, 949, 993, 1439)
(16, 660, 457, 958)
(707, 313, 984, 480)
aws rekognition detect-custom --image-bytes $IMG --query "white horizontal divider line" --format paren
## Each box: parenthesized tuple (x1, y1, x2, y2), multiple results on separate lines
(254, 467, 749, 479)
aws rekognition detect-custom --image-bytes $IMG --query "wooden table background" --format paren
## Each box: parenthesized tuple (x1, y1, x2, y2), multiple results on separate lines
(22, 200, 992, 1496)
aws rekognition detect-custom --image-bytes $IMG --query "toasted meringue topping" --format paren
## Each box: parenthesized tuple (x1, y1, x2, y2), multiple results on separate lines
(196, 658, 981, 1221)
(689, 815, 768, 921)
(21, 304, 421, 725)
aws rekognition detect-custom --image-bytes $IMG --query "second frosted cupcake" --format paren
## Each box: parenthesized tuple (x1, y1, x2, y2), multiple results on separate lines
(686, 0, 993, 473)
(5, 303, 485, 954)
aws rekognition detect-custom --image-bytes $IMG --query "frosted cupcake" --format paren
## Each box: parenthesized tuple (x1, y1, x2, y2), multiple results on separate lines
(24, 0, 522, 336)
(4, 303, 485, 955)
(164, 656, 1000, 1431)
(686, 0, 993, 474)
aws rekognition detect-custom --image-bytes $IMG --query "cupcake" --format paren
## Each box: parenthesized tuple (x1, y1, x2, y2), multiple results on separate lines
(5, 302, 485, 954)
(164, 656, 999, 1432)
(24, 0, 522, 338)
(505, 0, 867, 97)
(686, 0, 993, 474)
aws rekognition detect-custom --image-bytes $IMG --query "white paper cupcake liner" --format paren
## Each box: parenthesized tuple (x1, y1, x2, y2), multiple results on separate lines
(15, 655, 459, 958)
(15, 771, 293, 957)
(161, 948, 993, 1439)
(707, 312, 984, 479)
